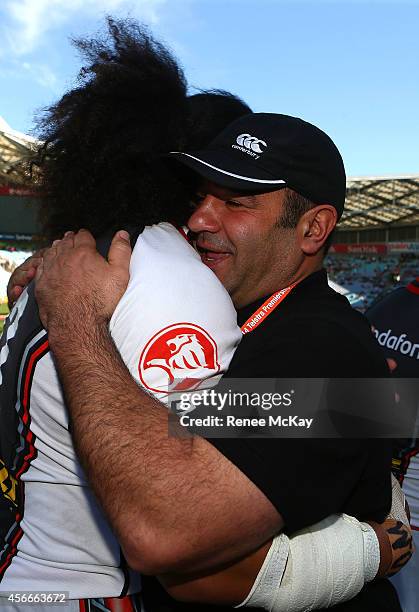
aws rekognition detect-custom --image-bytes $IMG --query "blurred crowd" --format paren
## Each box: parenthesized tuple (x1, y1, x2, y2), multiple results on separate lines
(326, 253, 419, 311)
(0, 249, 33, 299)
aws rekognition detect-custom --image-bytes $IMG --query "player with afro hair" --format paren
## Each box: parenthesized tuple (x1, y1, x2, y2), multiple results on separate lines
(31, 17, 250, 242)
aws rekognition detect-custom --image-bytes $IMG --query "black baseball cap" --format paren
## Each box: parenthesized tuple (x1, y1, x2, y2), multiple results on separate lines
(170, 112, 346, 218)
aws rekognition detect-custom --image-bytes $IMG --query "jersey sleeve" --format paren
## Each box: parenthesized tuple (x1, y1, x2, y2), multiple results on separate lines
(109, 223, 242, 403)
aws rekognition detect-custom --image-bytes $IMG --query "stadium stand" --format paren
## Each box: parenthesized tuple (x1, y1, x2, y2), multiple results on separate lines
(340, 175, 419, 229)
(326, 251, 419, 311)
(326, 175, 419, 310)
(0, 117, 37, 305)
(0, 116, 38, 186)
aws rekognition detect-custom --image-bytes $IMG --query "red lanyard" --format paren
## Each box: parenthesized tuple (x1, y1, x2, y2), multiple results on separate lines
(240, 283, 298, 335)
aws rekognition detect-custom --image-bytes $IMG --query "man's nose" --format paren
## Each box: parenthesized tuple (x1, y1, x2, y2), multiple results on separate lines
(187, 195, 222, 233)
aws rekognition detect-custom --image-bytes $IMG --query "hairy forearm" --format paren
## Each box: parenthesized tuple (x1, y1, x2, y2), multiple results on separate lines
(160, 542, 271, 606)
(49, 321, 281, 574)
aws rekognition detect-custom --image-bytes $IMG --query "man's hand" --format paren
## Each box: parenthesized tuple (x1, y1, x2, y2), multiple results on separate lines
(32, 226, 283, 575)
(7, 249, 46, 309)
(35, 229, 131, 334)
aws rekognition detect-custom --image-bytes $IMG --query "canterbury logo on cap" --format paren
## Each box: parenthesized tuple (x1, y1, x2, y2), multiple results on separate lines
(236, 133, 267, 154)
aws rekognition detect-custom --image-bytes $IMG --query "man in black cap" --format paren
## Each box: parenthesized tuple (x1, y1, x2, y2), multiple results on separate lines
(33, 113, 406, 611)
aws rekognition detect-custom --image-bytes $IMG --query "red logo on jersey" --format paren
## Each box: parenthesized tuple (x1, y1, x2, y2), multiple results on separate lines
(139, 323, 220, 394)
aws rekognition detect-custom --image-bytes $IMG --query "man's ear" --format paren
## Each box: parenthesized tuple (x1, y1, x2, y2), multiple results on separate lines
(298, 205, 337, 255)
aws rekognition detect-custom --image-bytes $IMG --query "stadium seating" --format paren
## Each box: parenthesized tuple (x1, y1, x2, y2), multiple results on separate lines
(326, 253, 419, 311)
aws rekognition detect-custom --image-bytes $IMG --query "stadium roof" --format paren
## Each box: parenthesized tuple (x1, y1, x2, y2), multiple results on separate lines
(0, 116, 37, 187)
(341, 174, 419, 229)
(1, 115, 419, 228)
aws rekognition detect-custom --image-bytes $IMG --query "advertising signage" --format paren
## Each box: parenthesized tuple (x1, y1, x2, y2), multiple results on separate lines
(330, 243, 388, 254)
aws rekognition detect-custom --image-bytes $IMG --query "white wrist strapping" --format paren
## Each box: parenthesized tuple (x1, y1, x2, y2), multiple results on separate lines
(238, 513, 380, 612)
(238, 475, 406, 611)
(235, 533, 289, 609)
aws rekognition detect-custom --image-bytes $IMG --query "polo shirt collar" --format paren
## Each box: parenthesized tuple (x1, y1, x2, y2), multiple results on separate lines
(237, 268, 328, 326)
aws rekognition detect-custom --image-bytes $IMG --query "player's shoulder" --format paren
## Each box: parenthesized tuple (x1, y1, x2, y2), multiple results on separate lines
(112, 222, 239, 338)
(134, 223, 231, 294)
(134, 223, 195, 261)
(367, 284, 419, 318)
(133, 223, 204, 275)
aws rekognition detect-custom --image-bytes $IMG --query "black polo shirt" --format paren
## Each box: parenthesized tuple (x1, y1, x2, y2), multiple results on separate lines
(210, 269, 393, 533)
(142, 269, 400, 612)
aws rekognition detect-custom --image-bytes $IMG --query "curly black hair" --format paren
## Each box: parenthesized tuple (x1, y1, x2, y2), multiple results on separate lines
(32, 18, 251, 241)
(33, 18, 191, 240)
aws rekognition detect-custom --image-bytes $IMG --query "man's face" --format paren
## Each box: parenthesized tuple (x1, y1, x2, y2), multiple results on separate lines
(187, 181, 299, 308)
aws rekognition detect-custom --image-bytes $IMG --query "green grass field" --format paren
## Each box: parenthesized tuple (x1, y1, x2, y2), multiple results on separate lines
(0, 302, 9, 335)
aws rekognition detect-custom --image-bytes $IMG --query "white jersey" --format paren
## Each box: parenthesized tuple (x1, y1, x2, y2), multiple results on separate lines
(0, 222, 241, 599)
(110, 223, 241, 398)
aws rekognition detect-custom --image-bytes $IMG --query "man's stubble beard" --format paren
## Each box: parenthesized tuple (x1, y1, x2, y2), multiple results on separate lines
(229, 225, 297, 309)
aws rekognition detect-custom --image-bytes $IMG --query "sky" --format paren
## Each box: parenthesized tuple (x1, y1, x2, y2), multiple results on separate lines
(1, 0, 419, 177)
